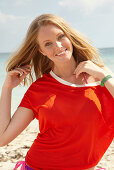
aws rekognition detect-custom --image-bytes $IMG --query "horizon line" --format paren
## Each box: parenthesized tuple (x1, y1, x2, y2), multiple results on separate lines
(0, 46, 114, 53)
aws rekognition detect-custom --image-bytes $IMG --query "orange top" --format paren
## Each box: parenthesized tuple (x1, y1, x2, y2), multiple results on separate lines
(18, 72, 114, 170)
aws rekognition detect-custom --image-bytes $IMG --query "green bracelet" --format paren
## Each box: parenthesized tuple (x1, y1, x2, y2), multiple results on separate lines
(100, 75, 113, 87)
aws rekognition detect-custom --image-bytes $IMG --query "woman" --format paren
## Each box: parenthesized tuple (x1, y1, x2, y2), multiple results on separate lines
(0, 14, 114, 170)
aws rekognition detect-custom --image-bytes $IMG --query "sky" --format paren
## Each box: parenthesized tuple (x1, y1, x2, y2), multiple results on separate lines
(0, 0, 114, 52)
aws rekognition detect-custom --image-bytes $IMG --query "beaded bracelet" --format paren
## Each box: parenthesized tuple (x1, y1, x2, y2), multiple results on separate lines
(100, 75, 113, 87)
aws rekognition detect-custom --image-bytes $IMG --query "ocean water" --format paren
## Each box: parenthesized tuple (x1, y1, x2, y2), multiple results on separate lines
(0, 48, 114, 115)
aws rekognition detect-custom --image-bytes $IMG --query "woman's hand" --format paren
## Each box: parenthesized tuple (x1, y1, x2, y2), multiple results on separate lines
(74, 60, 108, 80)
(3, 65, 31, 90)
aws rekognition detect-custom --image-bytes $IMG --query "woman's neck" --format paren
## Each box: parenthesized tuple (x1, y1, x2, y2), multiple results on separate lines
(53, 57, 77, 79)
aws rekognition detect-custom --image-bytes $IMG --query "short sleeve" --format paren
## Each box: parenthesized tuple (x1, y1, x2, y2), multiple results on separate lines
(18, 93, 32, 110)
(18, 82, 40, 120)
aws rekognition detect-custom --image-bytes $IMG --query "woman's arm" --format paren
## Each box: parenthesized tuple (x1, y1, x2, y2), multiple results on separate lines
(99, 66, 114, 98)
(0, 64, 33, 146)
(0, 84, 34, 147)
(0, 86, 12, 137)
(0, 105, 34, 147)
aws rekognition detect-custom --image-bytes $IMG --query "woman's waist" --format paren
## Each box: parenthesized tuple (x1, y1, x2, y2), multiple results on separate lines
(25, 147, 98, 170)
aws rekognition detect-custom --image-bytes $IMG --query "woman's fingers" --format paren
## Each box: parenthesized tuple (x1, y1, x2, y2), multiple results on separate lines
(19, 66, 31, 74)
(10, 69, 25, 77)
(4, 65, 31, 89)
(8, 64, 31, 80)
(19, 72, 29, 81)
(74, 62, 85, 77)
(11, 65, 31, 76)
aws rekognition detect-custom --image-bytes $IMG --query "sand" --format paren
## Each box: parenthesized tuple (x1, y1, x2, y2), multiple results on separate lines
(0, 119, 114, 170)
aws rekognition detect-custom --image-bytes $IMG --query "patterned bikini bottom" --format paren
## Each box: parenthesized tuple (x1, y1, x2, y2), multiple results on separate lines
(13, 161, 106, 170)
(13, 161, 33, 170)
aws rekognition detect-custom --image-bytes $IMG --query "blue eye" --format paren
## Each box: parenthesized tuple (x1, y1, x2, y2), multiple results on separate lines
(45, 42, 52, 46)
(44, 34, 65, 47)
(58, 34, 65, 40)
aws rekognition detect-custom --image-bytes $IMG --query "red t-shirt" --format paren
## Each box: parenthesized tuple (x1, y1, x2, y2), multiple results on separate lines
(18, 72, 114, 170)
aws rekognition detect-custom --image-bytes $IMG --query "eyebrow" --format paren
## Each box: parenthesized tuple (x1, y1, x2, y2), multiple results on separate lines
(43, 32, 63, 43)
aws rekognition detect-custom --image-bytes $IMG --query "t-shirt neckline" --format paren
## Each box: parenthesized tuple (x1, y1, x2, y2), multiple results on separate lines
(49, 70, 101, 87)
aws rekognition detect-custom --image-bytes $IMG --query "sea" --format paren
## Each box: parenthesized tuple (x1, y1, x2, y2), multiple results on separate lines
(0, 47, 114, 116)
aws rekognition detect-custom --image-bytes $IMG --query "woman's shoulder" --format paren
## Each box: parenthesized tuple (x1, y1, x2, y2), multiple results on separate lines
(28, 73, 50, 89)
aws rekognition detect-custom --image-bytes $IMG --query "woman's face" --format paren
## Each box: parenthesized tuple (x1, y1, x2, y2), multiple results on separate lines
(37, 24, 73, 64)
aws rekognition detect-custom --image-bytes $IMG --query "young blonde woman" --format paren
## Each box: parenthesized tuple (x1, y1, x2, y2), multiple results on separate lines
(0, 14, 114, 170)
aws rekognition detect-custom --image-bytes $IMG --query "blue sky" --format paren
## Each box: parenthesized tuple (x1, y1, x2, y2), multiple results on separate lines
(0, 0, 114, 52)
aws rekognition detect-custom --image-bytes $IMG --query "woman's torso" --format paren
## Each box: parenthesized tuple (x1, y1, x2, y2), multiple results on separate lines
(22, 71, 113, 170)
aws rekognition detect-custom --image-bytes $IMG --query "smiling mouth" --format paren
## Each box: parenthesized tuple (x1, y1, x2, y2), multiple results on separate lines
(55, 49, 67, 56)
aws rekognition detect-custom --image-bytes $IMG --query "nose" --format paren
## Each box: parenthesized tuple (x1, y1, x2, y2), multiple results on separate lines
(55, 41, 62, 48)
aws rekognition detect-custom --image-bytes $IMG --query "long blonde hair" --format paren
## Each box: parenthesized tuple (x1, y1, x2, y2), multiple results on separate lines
(6, 13, 104, 86)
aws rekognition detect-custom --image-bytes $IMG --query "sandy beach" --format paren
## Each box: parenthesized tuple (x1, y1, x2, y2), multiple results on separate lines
(0, 119, 114, 170)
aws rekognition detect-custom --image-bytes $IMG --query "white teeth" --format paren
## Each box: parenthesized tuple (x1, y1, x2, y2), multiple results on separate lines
(56, 50, 66, 56)
(57, 51, 65, 55)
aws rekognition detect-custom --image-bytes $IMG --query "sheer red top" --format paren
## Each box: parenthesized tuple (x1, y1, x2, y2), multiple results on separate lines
(18, 72, 114, 170)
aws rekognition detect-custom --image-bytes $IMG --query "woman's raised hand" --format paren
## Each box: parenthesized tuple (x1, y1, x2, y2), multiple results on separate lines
(73, 60, 107, 80)
(3, 65, 31, 90)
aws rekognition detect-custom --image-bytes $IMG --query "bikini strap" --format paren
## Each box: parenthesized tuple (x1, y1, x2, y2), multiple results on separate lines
(13, 161, 25, 170)
(83, 72, 88, 84)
